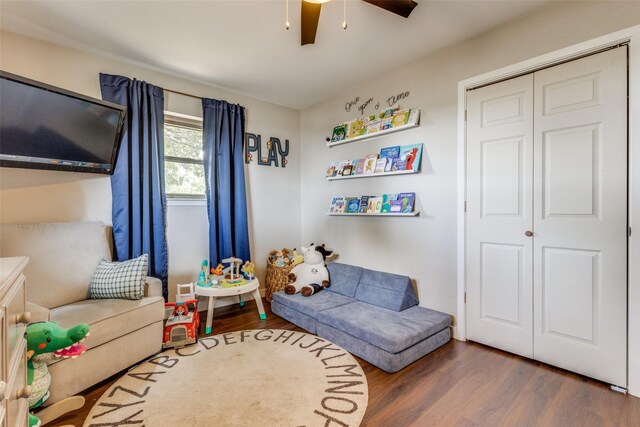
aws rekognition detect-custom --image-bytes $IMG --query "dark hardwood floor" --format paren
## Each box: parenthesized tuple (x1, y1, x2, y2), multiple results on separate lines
(48, 300, 640, 427)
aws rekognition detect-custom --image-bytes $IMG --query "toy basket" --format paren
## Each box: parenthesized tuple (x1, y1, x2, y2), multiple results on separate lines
(265, 260, 293, 302)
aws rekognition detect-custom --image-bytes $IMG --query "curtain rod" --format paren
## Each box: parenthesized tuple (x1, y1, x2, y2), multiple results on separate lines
(164, 87, 202, 100)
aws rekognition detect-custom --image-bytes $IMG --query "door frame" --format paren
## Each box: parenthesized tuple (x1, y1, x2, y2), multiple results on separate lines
(457, 24, 640, 396)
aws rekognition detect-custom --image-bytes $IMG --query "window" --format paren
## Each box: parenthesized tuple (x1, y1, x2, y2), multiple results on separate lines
(164, 116, 206, 198)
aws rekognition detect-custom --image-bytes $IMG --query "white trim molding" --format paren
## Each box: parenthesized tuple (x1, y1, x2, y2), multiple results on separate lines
(456, 25, 640, 397)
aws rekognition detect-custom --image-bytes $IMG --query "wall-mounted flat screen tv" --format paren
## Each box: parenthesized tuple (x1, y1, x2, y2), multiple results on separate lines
(0, 71, 126, 175)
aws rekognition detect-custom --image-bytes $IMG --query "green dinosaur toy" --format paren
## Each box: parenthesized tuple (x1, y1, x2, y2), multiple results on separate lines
(25, 321, 90, 427)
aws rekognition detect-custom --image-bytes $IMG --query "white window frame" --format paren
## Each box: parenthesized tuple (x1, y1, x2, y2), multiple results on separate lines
(164, 112, 206, 203)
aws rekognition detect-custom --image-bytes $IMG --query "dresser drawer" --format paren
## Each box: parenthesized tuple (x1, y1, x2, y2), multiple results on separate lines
(5, 339, 27, 427)
(2, 275, 27, 372)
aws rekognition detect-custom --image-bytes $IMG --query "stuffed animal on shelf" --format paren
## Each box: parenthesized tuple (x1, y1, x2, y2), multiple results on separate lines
(285, 244, 334, 297)
(25, 321, 90, 427)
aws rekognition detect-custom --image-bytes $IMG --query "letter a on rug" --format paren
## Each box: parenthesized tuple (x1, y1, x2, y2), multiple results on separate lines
(83, 330, 368, 426)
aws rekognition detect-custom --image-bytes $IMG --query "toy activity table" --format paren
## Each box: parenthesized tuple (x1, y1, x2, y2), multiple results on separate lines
(195, 278, 266, 334)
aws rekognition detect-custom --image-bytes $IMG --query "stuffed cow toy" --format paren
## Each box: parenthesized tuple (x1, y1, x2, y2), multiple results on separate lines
(285, 244, 334, 297)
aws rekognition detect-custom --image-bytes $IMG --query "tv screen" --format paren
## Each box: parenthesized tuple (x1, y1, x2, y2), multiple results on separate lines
(0, 71, 126, 174)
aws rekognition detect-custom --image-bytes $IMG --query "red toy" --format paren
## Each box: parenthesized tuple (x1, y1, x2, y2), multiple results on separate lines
(163, 299, 200, 349)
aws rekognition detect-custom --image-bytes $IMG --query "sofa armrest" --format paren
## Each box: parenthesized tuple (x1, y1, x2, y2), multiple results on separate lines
(26, 301, 51, 322)
(144, 277, 163, 298)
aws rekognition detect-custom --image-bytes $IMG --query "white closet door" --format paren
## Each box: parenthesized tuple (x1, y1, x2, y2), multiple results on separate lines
(466, 74, 534, 357)
(533, 47, 627, 386)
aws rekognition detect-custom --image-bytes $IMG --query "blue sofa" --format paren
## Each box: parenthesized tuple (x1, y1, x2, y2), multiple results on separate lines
(271, 262, 451, 373)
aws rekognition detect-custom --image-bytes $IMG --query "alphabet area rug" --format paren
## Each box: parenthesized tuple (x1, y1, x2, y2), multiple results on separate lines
(83, 329, 368, 427)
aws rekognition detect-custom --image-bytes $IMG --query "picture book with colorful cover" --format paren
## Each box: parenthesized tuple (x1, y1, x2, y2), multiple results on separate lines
(331, 124, 347, 142)
(381, 117, 393, 131)
(392, 109, 410, 127)
(350, 160, 359, 175)
(334, 198, 346, 213)
(379, 146, 400, 159)
(326, 162, 337, 178)
(342, 164, 353, 176)
(328, 197, 344, 213)
(363, 154, 378, 174)
(389, 199, 404, 213)
(398, 192, 416, 213)
(356, 159, 366, 175)
(391, 157, 407, 172)
(381, 193, 399, 213)
(368, 197, 383, 213)
(399, 143, 423, 172)
(346, 197, 360, 213)
(374, 158, 387, 174)
(358, 196, 371, 213)
(348, 119, 362, 139)
(366, 119, 381, 134)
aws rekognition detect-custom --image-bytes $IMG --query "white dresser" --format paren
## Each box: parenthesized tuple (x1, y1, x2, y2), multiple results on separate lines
(0, 257, 31, 427)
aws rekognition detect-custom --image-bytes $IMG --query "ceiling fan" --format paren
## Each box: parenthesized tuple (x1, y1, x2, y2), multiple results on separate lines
(300, 0, 418, 45)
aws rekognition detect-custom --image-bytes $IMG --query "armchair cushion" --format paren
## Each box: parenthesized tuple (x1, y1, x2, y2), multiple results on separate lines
(90, 254, 148, 300)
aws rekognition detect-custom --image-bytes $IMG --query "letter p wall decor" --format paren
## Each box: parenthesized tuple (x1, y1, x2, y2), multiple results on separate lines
(245, 133, 290, 168)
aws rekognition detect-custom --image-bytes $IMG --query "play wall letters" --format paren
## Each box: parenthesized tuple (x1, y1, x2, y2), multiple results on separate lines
(245, 133, 290, 168)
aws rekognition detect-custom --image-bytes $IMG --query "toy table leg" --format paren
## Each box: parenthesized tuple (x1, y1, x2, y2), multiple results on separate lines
(252, 288, 266, 320)
(239, 294, 245, 307)
(205, 296, 216, 334)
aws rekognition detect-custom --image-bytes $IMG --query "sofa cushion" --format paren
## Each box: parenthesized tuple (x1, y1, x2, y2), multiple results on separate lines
(0, 221, 112, 308)
(326, 262, 363, 298)
(90, 254, 148, 300)
(354, 268, 418, 311)
(271, 290, 354, 320)
(317, 301, 451, 354)
(49, 296, 164, 353)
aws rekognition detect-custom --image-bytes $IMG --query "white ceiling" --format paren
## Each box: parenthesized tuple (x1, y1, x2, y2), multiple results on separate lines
(0, 0, 552, 110)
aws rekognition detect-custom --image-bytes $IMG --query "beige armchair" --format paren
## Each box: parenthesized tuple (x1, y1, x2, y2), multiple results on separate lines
(0, 221, 164, 404)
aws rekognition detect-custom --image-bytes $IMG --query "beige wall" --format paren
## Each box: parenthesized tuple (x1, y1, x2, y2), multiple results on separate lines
(0, 30, 302, 303)
(300, 1, 640, 319)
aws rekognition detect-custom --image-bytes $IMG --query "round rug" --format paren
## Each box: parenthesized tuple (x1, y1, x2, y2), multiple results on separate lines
(83, 329, 368, 427)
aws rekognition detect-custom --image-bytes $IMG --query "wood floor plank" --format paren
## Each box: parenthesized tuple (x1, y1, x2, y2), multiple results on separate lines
(44, 300, 640, 427)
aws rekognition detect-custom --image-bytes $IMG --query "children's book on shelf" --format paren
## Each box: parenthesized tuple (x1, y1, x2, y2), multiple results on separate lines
(346, 197, 360, 213)
(379, 146, 400, 159)
(356, 159, 365, 175)
(407, 109, 420, 126)
(392, 109, 410, 127)
(381, 193, 399, 213)
(367, 197, 383, 213)
(399, 143, 423, 172)
(342, 164, 353, 176)
(398, 192, 416, 213)
(331, 124, 347, 142)
(389, 199, 404, 213)
(358, 196, 371, 213)
(363, 154, 378, 174)
(348, 119, 362, 139)
(366, 119, 381, 134)
(374, 158, 387, 174)
(350, 160, 359, 175)
(391, 157, 407, 172)
(379, 107, 397, 119)
(329, 197, 345, 213)
(381, 117, 393, 131)
(326, 162, 336, 178)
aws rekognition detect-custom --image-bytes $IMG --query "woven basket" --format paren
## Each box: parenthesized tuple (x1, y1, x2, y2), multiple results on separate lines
(265, 261, 293, 302)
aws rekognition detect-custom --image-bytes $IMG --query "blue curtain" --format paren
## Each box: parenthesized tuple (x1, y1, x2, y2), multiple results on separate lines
(100, 73, 168, 300)
(202, 98, 250, 266)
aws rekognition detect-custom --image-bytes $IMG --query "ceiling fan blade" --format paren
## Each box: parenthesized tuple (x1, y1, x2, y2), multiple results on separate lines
(301, 0, 322, 45)
(361, 0, 418, 18)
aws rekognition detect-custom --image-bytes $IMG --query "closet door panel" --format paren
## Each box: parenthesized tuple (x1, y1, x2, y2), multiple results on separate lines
(533, 47, 627, 386)
(466, 74, 534, 357)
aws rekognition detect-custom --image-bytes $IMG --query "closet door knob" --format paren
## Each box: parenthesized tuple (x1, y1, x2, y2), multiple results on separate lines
(16, 311, 31, 324)
(525, 230, 534, 237)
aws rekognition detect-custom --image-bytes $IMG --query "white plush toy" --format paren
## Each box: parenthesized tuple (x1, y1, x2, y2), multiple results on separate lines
(285, 244, 334, 297)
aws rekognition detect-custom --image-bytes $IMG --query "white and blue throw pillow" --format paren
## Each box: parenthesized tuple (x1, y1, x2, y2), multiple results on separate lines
(90, 254, 148, 300)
